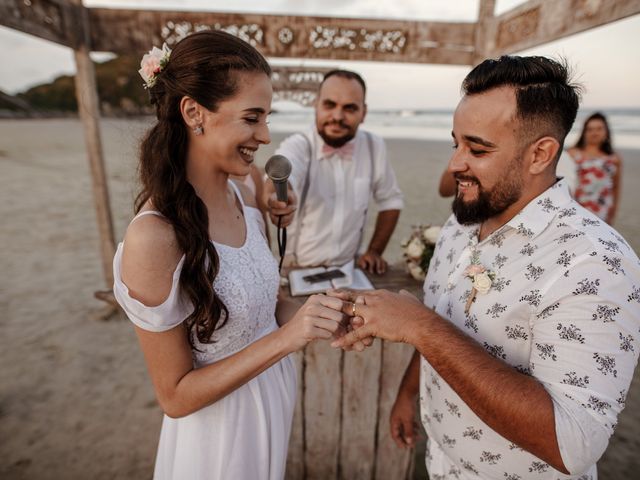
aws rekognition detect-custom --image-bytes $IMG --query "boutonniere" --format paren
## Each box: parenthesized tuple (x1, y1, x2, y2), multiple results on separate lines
(464, 263, 495, 313)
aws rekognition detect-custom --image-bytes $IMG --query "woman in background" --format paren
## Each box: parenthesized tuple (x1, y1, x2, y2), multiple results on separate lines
(113, 31, 346, 479)
(568, 112, 622, 224)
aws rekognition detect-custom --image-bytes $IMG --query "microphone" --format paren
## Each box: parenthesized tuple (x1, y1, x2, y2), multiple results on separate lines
(265, 154, 291, 203)
(264, 154, 292, 273)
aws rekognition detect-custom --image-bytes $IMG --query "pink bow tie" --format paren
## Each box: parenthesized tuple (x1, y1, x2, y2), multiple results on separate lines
(321, 142, 355, 159)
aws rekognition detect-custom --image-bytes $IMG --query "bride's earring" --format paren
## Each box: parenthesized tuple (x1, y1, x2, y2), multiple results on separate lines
(193, 125, 203, 136)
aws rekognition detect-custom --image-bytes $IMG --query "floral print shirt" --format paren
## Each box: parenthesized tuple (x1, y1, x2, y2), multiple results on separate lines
(421, 179, 640, 479)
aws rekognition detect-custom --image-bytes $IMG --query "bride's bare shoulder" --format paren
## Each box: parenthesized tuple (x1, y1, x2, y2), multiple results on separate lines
(121, 211, 183, 306)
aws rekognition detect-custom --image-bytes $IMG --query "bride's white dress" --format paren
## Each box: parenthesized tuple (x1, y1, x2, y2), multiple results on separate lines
(113, 182, 296, 480)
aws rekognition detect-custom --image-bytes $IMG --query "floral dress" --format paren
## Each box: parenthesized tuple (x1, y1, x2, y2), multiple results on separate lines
(571, 150, 618, 221)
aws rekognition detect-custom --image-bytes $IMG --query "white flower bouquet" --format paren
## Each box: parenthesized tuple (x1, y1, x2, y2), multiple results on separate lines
(401, 224, 442, 281)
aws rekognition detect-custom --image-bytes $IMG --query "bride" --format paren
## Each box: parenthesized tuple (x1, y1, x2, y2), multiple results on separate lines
(113, 30, 347, 479)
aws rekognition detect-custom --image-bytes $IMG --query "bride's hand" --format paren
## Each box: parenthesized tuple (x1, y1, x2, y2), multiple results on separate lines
(326, 289, 375, 352)
(280, 294, 347, 352)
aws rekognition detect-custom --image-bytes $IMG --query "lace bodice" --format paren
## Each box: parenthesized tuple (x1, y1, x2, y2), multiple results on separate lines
(195, 205, 280, 365)
(113, 182, 281, 366)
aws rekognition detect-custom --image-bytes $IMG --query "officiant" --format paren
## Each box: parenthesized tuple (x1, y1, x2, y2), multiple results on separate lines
(264, 70, 404, 274)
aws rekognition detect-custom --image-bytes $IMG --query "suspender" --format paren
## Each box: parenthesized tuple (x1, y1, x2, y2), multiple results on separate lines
(290, 131, 376, 265)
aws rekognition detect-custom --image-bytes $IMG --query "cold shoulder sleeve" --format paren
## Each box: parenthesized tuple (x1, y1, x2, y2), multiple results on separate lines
(112, 242, 193, 332)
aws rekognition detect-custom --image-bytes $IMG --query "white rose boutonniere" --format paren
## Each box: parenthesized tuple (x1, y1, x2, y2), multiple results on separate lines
(473, 272, 492, 294)
(464, 262, 495, 313)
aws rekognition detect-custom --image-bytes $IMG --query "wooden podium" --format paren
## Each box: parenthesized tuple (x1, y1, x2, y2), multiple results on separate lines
(281, 263, 422, 480)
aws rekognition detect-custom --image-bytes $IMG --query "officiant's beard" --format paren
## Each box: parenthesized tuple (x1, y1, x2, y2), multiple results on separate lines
(452, 165, 523, 225)
(318, 121, 356, 148)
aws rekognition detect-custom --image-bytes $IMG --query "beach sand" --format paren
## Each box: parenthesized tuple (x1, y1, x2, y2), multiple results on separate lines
(1, 118, 639, 479)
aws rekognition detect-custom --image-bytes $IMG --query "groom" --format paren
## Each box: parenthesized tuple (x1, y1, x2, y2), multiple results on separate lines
(332, 55, 640, 478)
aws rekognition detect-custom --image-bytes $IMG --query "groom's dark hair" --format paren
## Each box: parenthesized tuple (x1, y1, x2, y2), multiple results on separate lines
(463, 55, 581, 159)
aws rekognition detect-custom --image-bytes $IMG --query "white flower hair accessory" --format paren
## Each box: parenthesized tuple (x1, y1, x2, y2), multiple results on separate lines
(138, 43, 171, 89)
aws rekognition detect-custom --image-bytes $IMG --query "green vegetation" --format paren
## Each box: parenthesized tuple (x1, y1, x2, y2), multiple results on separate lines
(12, 55, 151, 115)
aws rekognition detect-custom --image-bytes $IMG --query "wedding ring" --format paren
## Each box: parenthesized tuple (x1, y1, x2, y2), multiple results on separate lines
(351, 302, 358, 317)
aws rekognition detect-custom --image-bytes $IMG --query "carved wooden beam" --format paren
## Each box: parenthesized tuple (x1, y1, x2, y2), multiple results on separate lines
(485, 0, 640, 57)
(0, 0, 79, 48)
(271, 66, 334, 106)
(2, 1, 638, 69)
(85, 8, 475, 65)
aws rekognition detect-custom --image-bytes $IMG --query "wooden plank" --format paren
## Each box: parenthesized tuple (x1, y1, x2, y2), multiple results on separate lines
(472, 0, 496, 65)
(0, 0, 78, 48)
(285, 350, 305, 480)
(486, 0, 640, 56)
(339, 340, 382, 480)
(86, 8, 475, 65)
(304, 341, 343, 479)
(374, 342, 416, 480)
(71, 0, 116, 288)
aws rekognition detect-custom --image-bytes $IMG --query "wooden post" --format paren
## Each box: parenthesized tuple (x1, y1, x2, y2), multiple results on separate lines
(473, 0, 496, 65)
(374, 342, 415, 480)
(340, 342, 382, 479)
(304, 342, 343, 479)
(71, 0, 115, 288)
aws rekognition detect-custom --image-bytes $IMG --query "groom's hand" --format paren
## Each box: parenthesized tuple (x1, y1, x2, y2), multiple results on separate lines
(326, 289, 374, 351)
(390, 390, 419, 449)
(331, 289, 426, 348)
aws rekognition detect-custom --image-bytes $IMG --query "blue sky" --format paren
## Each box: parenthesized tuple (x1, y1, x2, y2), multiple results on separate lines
(1, 0, 639, 109)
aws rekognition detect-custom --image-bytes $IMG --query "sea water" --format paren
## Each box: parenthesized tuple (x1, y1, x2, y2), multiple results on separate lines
(269, 108, 640, 150)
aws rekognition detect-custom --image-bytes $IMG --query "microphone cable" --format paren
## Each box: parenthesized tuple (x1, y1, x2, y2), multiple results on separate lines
(277, 215, 286, 272)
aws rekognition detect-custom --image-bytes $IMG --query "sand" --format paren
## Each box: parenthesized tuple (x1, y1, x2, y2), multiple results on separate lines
(1, 117, 639, 479)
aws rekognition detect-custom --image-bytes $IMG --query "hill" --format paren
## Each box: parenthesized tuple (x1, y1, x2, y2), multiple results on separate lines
(6, 55, 152, 116)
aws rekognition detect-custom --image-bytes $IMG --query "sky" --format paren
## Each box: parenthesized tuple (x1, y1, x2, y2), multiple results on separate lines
(1, 0, 639, 110)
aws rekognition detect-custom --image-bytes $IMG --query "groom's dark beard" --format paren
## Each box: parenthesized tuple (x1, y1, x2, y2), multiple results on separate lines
(452, 172, 523, 225)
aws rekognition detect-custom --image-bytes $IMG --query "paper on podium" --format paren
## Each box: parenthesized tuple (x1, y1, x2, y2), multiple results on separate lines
(288, 259, 374, 297)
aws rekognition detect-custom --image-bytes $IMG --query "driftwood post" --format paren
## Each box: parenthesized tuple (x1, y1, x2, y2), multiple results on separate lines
(71, 0, 115, 288)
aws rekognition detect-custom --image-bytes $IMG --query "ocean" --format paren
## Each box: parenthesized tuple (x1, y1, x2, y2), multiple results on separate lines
(269, 108, 640, 150)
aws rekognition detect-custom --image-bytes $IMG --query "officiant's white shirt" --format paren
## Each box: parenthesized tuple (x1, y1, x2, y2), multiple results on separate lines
(421, 179, 640, 479)
(276, 127, 404, 266)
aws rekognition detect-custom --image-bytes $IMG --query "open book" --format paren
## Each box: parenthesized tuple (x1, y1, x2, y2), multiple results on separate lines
(288, 259, 374, 297)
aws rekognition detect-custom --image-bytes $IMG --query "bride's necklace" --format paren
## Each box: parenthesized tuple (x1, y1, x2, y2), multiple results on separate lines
(211, 189, 242, 227)
(226, 187, 242, 221)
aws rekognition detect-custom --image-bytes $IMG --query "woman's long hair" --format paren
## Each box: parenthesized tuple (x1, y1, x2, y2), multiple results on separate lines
(135, 31, 271, 348)
(574, 112, 614, 155)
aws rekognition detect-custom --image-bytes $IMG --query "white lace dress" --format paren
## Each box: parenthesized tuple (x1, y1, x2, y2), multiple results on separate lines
(113, 182, 296, 480)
